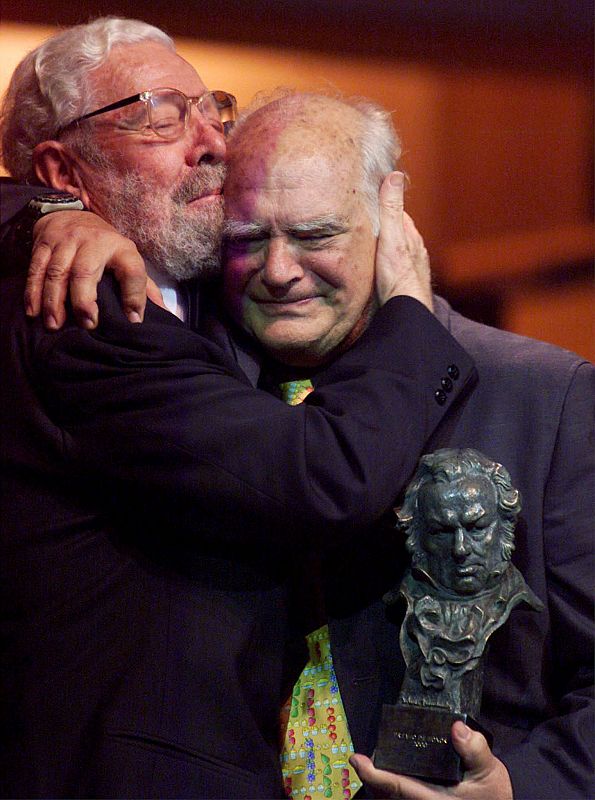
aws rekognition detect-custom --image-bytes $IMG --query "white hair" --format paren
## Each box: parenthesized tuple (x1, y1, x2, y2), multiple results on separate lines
(349, 95, 402, 234)
(0, 16, 174, 182)
(228, 90, 401, 234)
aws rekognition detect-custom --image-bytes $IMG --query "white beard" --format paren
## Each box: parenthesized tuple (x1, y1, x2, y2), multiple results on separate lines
(102, 162, 226, 282)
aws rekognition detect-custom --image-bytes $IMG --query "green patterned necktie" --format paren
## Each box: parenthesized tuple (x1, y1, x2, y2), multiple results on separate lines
(279, 379, 362, 800)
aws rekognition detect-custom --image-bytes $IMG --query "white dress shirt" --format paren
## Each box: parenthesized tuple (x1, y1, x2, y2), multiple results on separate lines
(146, 262, 187, 323)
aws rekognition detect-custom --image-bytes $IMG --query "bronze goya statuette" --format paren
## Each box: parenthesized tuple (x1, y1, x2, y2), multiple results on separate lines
(374, 448, 543, 783)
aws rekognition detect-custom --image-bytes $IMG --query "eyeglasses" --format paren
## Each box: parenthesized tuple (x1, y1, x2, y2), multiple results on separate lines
(65, 88, 237, 139)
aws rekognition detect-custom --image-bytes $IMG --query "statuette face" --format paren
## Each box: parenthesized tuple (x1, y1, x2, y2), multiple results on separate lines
(415, 475, 504, 595)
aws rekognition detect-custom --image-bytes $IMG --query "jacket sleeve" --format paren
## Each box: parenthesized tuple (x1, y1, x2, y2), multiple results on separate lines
(0, 179, 59, 226)
(31, 278, 476, 548)
(500, 361, 595, 799)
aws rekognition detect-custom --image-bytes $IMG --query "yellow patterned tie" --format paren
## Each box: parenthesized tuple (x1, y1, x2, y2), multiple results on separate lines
(279, 379, 315, 407)
(279, 380, 362, 800)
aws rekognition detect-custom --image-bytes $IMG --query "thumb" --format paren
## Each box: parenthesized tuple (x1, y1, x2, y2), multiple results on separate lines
(374, 171, 433, 310)
(379, 170, 405, 220)
(451, 721, 493, 775)
(350, 754, 403, 798)
(452, 721, 515, 800)
(376, 171, 406, 261)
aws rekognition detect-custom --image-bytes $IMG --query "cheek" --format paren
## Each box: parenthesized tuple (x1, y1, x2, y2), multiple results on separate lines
(471, 528, 496, 554)
(423, 536, 444, 556)
(483, 539, 502, 565)
(149, 158, 186, 191)
(83, 172, 129, 223)
(120, 145, 186, 188)
(314, 253, 373, 312)
(336, 259, 375, 314)
(347, 272, 375, 315)
(348, 228, 376, 291)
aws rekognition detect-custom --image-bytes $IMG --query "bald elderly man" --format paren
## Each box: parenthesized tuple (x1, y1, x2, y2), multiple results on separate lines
(22, 90, 593, 800)
(219, 92, 593, 800)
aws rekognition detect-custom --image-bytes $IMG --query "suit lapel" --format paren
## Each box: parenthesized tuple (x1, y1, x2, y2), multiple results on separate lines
(188, 283, 262, 386)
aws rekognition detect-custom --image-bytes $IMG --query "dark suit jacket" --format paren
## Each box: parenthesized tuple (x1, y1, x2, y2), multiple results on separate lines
(0, 219, 474, 800)
(0, 178, 60, 221)
(329, 296, 594, 800)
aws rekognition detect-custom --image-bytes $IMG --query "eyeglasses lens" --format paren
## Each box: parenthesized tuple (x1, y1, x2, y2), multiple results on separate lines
(199, 93, 224, 123)
(210, 91, 237, 125)
(148, 90, 186, 139)
(147, 89, 237, 139)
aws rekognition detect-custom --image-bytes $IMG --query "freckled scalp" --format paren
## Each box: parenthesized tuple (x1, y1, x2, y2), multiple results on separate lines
(228, 95, 365, 168)
(226, 91, 401, 233)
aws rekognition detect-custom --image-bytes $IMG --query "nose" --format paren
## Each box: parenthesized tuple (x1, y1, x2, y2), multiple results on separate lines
(186, 111, 227, 166)
(453, 528, 471, 559)
(261, 238, 304, 289)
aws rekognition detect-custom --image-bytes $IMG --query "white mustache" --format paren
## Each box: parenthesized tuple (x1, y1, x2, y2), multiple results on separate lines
(172, 163, 227, 205)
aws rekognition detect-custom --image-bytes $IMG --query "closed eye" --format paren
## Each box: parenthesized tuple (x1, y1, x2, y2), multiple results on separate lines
(152, 117, 180, 135)
(224, 234, 268, 254)
(292, 233, 338, 249)
(287, 217, 347, 242)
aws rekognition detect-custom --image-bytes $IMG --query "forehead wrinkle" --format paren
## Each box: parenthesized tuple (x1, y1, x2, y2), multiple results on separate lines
(228, 99, 365, 182)
(90, 42, 205, 109)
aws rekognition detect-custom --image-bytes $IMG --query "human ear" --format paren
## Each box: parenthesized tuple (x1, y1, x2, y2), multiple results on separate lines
(32, 141, 91, 208)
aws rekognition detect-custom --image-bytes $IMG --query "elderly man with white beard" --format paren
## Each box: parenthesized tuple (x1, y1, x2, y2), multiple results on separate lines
(0, 18, 476, 799)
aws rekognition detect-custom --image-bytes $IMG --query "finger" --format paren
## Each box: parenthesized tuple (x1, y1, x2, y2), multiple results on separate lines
(451, 722, 492, 776)
(24, 242, 53, 318)
(402, 212, 432, 297)
(378, 171, 406, 249)
(375, 172, 409, 306)
(351, 754, 405, 798)
(40, 242, 80, 330)
(146, 277, 166, 310)
(402, 213, 428, 260)
(375, 173, 433, 311)
(402, 212, 424, 248)
(350, 755, 443, 800)
(64, 240, 115, 329)
(112, 253, 149, 323)
(69, 275, 99, 330)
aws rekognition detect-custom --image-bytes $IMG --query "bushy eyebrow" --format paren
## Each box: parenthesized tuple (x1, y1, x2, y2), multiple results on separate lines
(222, 215, 348, 240)
(287, 216, 349, 236)
(222, 220, 268, 239)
